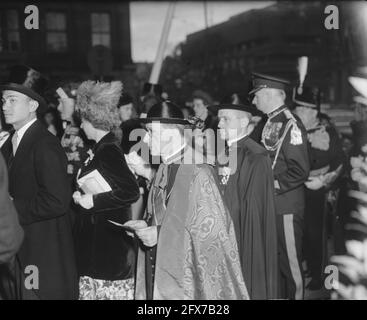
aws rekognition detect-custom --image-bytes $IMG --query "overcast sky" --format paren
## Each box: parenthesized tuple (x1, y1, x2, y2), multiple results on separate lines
(130, 1, 274, 62)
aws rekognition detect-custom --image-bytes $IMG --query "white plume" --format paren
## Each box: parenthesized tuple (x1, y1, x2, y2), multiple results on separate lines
(297, 56, 308, 94)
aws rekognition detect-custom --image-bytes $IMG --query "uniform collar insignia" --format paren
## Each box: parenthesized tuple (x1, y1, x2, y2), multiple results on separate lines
(267, 105, 287, 119)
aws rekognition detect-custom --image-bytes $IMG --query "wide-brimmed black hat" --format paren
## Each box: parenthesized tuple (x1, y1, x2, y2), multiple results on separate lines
(249, 72, 290, 95)
(210, 103, 262, 117)
(0, 65, 48, 111)
(292, 86, 321, 111)
(139, 100, 191, 125)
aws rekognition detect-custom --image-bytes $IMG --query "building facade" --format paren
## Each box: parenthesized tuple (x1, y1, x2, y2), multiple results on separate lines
(163, 1, 367, 108)
(0, 1, 132, 82)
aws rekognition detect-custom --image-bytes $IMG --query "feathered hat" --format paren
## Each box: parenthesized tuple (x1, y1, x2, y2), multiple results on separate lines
(75, 80, 122, 131)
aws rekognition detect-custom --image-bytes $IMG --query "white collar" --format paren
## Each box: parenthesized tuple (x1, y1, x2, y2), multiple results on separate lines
(15, 118, 37, 146)
(227, 132, 248, 147)
(162, 143, 187, 164)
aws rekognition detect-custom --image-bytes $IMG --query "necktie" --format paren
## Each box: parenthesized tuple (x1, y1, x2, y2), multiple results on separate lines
(12, 131, 18, 156)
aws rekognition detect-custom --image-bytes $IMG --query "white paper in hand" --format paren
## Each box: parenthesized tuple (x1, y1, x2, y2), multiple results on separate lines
(77, 169, 112, 195)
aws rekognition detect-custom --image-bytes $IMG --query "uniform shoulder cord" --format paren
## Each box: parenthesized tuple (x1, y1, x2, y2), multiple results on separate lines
(271, 119, 295, 170)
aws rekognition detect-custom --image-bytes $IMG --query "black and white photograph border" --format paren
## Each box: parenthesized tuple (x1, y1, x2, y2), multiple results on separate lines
(0, 0, 366, 306)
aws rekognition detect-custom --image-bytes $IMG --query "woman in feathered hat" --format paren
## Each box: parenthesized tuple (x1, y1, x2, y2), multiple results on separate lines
(72, 80, 140, 300)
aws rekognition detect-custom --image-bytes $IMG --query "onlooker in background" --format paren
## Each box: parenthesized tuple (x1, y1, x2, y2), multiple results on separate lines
(42, 107, 64, 139)
(192, 89, 217, 130)
(56, 84, 90, 180)
(139, 83, 163, 117)
(117, 92, 135, 123)
(191, 90, 217, 164)
(73, 80, 140, 300)
(349, 68, 367, 156)
(350, 103, 367, 156)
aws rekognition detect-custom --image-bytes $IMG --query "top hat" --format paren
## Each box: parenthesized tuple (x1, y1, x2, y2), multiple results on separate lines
(292, 86, 321, 111)
(142, 82, 163, 97)
(139, 100, 190, 125)
(249, 72, 290, 95)
(0, 65, 48, 111)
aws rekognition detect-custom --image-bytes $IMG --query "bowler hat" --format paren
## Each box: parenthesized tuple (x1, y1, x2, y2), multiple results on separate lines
(1, 65, 48, 111)
(139, 100, 190, 125)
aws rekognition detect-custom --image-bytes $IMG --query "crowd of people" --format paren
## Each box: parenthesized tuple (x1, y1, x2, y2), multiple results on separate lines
(0, 62, 366, 300)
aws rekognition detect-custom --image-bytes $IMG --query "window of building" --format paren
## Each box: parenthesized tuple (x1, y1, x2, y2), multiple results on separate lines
(46, 12, 67, 52)
(91, 13, 111, 48)
(0, 10, 21, 52)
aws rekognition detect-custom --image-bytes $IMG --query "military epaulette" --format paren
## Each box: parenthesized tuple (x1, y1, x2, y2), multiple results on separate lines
(290, 121, 303, 146)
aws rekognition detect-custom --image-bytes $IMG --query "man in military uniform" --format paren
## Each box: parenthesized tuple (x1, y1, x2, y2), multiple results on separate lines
(251, 72, 310, 300)
(293, 86, 344, 290)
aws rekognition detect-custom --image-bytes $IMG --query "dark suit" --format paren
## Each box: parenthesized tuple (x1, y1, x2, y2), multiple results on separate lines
(1, 120, 78, 300)
(0, 153, 23, 264)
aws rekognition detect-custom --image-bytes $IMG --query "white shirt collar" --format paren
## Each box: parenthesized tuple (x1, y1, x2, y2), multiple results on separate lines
(227, 132, 248, 147)
(162, 142, 187, 164)
(15, 118, 37, 147)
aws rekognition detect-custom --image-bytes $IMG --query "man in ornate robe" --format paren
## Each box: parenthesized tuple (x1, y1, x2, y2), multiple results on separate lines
(124, 101, 249, 300)
(216, 103, 278, 299)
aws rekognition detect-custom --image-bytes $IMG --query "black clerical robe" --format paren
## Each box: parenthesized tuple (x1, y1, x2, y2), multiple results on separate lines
(218, 136, 278, 300)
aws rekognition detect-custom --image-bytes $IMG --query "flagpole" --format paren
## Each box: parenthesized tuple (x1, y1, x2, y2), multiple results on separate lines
(149, 1, 176, 84)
